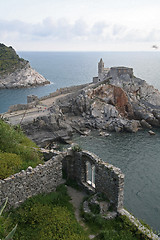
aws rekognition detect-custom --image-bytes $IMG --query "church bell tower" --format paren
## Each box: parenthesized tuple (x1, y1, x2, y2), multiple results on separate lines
(98, 58, 104, 81)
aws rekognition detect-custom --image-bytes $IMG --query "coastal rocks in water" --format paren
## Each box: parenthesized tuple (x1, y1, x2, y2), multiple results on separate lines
(0, 44, 50, 89)
(0, 63, 50, 89)
(22, 105, 73, 146)
(68, 84, 140, 133)
(140, 120, 152, 129)
(148, 130, 156, 135)
(64, 64, 160, 132)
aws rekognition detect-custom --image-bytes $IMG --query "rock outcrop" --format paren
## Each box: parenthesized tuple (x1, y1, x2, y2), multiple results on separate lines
(4, 64, 160, 146)
(0, 63, 50, 89)
(0, 43, 50, 89)
(55, 67, 160, 133)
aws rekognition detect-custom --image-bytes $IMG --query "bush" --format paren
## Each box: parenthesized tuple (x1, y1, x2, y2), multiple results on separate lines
(0, 120, 43, 179)
(0, 152, 22, 179)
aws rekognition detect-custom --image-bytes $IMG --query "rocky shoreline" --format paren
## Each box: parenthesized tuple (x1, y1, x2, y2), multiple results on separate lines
(0, 63, 50, 89)
(2, 63, 160, 147)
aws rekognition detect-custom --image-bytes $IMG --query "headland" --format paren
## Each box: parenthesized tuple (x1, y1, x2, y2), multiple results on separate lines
(2, 58, 160, 147)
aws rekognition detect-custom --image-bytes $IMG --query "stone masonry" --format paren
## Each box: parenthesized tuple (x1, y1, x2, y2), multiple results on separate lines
(63, 148, 124, 212)
(0, 148, 124, 212)
(0, 154, 63, 209)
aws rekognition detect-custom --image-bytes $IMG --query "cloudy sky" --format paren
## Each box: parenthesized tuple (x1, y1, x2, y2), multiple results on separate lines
(1, 0, 160, 51)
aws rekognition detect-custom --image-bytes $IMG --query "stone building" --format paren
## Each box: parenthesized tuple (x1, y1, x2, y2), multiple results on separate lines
(93, 58, 133, 83)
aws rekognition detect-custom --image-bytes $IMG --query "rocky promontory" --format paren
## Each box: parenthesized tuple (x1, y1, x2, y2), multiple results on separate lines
(3, 59, 160, 146)
(0, 44, 50, 89)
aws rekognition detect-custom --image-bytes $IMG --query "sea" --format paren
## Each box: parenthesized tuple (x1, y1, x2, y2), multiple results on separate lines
(0, 51, 160, 232)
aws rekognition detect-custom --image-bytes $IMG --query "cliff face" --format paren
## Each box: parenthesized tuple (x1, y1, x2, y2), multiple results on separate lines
(55, 69, 160, 133)
(0, 44, 50, 89)
(0, 63, 50, 89)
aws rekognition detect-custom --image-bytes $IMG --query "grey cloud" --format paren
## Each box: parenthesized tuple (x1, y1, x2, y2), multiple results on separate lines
(112, 24, 127, 36)
(91, 21, 108, 35)
(0, 18, 159, 44)
(72, 19, 88, 36)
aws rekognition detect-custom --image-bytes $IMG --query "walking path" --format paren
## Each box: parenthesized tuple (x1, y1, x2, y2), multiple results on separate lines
(66, 186, 96, 239)
(2, 93, 69, 125)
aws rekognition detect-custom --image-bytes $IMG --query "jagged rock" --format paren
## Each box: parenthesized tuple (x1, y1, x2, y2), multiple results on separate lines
(140, 120, 152, 129)
(0, 63, 50, 89)
(123, 120, 140, 133)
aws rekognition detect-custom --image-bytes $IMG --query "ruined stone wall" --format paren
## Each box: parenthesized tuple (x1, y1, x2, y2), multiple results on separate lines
(7, 83, 89, 113)
(0, 148, 124, 212)
(63, 149, 124, 211)
(0, 154, 63, 209)
(40, 83, 89, 101)
(8, 102, 37, 113)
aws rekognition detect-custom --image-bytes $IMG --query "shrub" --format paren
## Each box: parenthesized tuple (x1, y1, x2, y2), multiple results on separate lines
(0, 119, 43, 178)
(0, 152, 22, 179)
(71, 144, 82, 152)
(0, 198, 17, 240)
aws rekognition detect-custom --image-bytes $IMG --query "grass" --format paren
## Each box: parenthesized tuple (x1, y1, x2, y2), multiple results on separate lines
(0, 119, 43, 179)
(1, 185, 89, 240)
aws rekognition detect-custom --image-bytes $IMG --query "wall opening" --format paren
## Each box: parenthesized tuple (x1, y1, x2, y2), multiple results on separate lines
(86, 161, 95, 188)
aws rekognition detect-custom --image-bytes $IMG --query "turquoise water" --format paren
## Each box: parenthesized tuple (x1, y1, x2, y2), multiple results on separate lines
(0, 52, 160, 232)
(1, 51, 160, 113)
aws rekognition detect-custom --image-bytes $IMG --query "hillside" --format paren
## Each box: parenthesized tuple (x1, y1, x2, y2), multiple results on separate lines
(0, 43, 50, 89)
(0, 43, 28, 74)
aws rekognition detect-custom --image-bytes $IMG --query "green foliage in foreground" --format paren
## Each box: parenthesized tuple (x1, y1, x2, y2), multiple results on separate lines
(82, 212, 150, 240)
(5, 185, 89, 240)
(0, 43, 28, 74)
(0, 120, 43, 179)
(0, 198, 17, 240)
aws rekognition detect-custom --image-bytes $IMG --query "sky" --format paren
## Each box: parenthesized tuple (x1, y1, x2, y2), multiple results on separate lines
(0, 0, 160, 51)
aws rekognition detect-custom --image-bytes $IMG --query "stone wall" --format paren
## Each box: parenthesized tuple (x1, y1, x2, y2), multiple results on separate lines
(40, 83, 89, 101)
(8, 102, 37, 113)
(0, 154, 63, 209)
(63, 149, 124, 211)
(0, 148, 124, 212)
(109, 67, 133, 78)
(7, 83, 89, 113)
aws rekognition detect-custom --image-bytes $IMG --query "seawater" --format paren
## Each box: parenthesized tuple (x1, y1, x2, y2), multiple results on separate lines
(73, 130, 160, 232)
(0, 52, 160, 232)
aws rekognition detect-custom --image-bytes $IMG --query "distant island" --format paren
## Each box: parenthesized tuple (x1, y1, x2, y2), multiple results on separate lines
(0, 44, 50, 89)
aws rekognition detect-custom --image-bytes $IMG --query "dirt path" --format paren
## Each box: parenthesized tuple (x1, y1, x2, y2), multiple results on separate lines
(67, 186, 87, 223)
(66, 186, 96, 239)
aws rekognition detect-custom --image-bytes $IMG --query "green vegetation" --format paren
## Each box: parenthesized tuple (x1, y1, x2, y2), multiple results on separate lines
(0, 119, 43, 179)
(81, 211, 150, 240)
(71, 144, 82, 152)
(4, 185, 88, 240)
(0, 43, 28, 75)
(0, 198, 17, 240)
